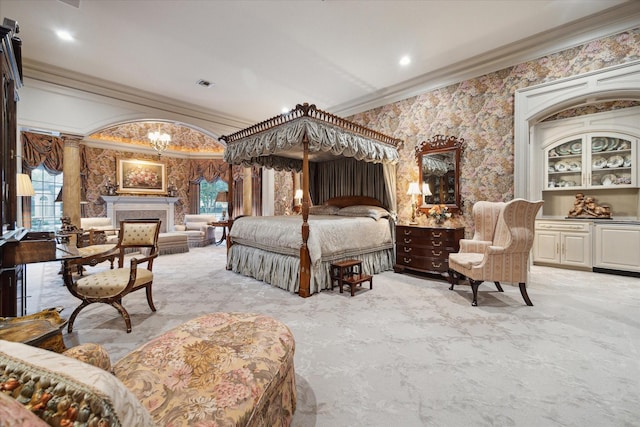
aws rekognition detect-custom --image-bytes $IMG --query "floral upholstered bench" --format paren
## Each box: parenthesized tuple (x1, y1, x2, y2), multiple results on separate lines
(0, 312, 297, 426)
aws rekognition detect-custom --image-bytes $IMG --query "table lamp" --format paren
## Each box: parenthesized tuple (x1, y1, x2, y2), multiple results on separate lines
(406, 182, 421, 224)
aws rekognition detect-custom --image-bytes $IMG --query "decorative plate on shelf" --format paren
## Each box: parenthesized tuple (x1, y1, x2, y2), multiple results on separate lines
(600, 174, 617, 185)
(554, 161, 569, 172)
(569, 141, 582, 154)
(618, 140, 631, 150)
(591, 138, 606, 152)
(555, 145, 571, 155)
(614, 174, 631, 185)
(592, 156, 607, 169)
(568, 160, 581, 171)
(624, 154, 632, 167)
(607, 155, 624, 168)
(606, 138, 619, 151)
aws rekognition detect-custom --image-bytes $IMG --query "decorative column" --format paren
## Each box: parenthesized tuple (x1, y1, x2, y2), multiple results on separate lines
(62, 135, 83, 231)
(243, 167, 252, 216)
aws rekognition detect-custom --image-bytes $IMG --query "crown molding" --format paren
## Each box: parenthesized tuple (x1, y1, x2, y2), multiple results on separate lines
(332, 2, 640, 117)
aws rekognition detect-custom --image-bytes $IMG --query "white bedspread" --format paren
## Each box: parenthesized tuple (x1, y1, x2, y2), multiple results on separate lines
(229, 215, 393, 267)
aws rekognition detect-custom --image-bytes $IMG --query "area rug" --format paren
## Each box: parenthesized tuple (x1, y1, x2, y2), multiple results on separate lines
(26, 246, 640, 426)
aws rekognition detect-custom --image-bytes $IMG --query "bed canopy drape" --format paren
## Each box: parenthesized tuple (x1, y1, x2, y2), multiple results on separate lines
(221, 103, 401, 297)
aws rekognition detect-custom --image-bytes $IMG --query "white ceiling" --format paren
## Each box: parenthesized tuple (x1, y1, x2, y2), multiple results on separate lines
(1, 0, 639, 138)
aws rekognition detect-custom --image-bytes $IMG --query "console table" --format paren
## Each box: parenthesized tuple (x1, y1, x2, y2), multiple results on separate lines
(394, 224, 464, 277)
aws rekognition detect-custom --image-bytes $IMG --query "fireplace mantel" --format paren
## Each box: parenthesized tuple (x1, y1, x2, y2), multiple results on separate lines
(102, 195, 179, 232)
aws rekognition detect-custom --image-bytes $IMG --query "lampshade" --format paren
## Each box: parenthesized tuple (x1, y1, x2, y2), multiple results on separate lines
(16, 173, 35, 196)
(406, 182, 421, 196)
(215, 191, 228, 203)
(55, 185, 89, 204)
(422, 183, 432, 196)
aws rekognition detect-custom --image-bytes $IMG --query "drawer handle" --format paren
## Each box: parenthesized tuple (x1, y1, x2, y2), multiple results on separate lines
(431, 262, 442, 268)
(403, 247, 412, 253)
(432, 250, 442, 257)
(404, 229, 412, 235)
(432, 232, 442, 238)
(432, 241, 442, 247)
(404, 238, 412, 244)
(403, 257, 412, 263)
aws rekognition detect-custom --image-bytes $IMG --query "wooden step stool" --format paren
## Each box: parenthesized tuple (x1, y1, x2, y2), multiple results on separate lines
(330, 259, 373, 296)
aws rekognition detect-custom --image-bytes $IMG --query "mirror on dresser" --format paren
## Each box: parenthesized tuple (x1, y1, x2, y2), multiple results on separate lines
(416, 135, 464, 214)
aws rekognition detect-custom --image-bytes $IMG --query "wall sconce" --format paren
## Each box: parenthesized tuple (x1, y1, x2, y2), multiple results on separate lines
(421, 183, 432, 207)
(406, 182, 421, 224)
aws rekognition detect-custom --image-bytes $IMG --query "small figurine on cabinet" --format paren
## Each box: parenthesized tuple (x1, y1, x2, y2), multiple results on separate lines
(568, 193, 611, 218)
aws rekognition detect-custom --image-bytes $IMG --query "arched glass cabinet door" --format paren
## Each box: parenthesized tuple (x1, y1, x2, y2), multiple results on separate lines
(416, 135, 464, 214)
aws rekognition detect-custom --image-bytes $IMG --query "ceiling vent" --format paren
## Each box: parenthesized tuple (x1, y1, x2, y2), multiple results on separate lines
(196, 79, 214, 88)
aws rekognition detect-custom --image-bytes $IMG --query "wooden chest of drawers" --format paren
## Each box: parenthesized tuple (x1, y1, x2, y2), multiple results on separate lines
(394, 225, 464, 276)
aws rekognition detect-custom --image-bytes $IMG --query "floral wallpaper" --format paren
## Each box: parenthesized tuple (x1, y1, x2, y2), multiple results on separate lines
(83, 147, 192, 223)
(342, 28, 640, 235)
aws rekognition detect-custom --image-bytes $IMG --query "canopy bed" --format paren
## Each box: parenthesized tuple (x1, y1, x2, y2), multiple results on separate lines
(220, 103, 401, 297)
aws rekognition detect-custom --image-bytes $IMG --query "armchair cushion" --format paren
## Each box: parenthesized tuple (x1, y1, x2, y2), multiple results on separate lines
(0, 340, 154, 427)
(74, 267, 153, 298)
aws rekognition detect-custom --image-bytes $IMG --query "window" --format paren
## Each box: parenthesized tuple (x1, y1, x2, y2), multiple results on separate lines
(30, 165, 63, 231)
(199, 179, 228, 216)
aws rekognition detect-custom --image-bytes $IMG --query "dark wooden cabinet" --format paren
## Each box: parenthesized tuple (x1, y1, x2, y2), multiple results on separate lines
(1, 20, 24, 316)
(394, 224, 464, 276)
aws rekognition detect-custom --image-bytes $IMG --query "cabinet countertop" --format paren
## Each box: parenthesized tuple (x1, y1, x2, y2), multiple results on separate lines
(538, 217, 640, 225)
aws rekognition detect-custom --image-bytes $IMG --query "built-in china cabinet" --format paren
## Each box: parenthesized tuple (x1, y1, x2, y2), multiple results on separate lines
(532, 106, 640, 275)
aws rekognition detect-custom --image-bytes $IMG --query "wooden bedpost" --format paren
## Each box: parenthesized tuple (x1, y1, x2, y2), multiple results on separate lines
(225, 163, 234, 265)
(299, 134, 311, 298)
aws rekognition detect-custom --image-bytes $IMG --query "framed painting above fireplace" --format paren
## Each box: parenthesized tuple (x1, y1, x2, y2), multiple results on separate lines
(117, 158, 167, 195)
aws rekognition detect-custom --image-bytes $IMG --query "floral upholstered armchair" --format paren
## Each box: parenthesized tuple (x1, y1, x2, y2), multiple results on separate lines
(448, 199, 544, 306)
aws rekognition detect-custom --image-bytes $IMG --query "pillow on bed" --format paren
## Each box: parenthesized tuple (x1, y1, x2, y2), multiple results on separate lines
(309, 205, 340, 215)
(337, 205, 390, 220)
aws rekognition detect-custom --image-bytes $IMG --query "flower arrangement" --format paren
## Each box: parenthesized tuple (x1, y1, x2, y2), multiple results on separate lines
(125, 166, 159, 188)
(428, 204, 452, 224)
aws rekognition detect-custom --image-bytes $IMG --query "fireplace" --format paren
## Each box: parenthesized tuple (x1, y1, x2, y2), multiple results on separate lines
(101, 196, 179, 233)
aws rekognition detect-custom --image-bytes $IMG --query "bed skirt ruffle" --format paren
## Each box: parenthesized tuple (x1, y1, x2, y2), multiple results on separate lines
(227, 244, 394, 294)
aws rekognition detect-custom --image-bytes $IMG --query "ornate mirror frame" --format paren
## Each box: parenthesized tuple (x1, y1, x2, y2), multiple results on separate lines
(416, 135, 464, 214)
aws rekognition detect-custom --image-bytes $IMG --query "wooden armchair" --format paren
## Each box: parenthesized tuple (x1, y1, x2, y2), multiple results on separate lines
(62, 219, 161, 333)
(448, 199, 543, 306)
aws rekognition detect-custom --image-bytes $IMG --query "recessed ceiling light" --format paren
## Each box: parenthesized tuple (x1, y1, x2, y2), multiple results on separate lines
(196, 79, 214, 88)
(399, 55, 411, 66)
(56, 30, 74, 41)
(281, 107, 290, 114)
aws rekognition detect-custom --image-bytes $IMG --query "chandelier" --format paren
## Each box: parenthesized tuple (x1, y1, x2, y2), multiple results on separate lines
(148, 129, 171, 156)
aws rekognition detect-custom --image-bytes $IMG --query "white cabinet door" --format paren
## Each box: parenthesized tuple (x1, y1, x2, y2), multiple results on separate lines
(533, 230, 560, 264)
(534, 220, 592, 269)
(561, 232, 591, 268)
(594, 224, 640, 272)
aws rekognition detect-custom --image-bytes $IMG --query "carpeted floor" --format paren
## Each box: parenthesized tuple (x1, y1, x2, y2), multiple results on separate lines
(26, 245, 640, 427)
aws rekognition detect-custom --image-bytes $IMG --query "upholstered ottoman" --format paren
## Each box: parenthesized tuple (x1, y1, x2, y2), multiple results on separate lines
(113, 312, 296, 426)
(157, 232, 189, 255)
(0, 313, 296, 427)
